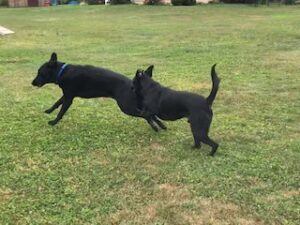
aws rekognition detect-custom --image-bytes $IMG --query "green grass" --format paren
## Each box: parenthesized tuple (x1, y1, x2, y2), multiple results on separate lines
(0, 4, 300, 225)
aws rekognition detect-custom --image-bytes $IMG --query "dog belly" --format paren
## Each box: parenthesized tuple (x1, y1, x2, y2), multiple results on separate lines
(157, 112, 184, 121)
(157, 101, 187, 121)
(76, 90, 112, 98)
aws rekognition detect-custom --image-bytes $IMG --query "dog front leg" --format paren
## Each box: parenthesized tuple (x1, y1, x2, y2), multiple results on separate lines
(146, 118, 159, 132)
(152, 116, 167, 130)
(138, 106, 159, 132)
(45, 96, 64, 114)
(48, 97, 73, 126)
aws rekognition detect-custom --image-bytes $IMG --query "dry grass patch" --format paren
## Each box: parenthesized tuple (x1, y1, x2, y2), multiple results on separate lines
(150, 142, 165, 151)
(0, 188, 13, 204)
(263, 50, 300, 69)
(87, 149, 111, 167)
(219, 90, 259, 110)
(282, 189, 300, 198)
(181, 199, 264, 225)
(134, 142, 169, 174)
(261, 189, 300, 203)
(105, 183, 264, 225)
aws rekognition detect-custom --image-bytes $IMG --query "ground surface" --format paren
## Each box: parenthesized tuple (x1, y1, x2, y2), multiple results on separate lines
(0, 4, 299, 225)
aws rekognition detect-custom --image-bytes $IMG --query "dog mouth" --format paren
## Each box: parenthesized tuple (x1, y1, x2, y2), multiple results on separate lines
(32, 81, 43, 87)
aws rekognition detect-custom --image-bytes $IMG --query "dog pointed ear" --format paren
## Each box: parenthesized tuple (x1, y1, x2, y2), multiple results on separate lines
(49, 52, 58, 67)
(144, 65, 154, 77)
(50, 52, 57, 63)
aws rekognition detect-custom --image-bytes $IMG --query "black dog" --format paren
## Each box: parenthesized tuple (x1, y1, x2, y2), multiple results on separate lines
(132, 64, 220, 156)
(32, 52, 166, 131)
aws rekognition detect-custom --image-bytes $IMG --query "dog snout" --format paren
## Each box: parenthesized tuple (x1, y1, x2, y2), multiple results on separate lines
(32, 78, 42, 87)
(32, 79, 37, 86)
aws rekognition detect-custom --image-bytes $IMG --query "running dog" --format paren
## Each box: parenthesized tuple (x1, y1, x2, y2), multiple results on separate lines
(132, 64, 220, 156)
(32, 52, 166, 131)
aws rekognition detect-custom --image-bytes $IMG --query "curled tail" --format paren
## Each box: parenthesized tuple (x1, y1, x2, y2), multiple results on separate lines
(206, 64, 220, 106)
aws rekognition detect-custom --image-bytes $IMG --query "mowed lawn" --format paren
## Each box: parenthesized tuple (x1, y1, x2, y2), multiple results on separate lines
(0, 4, 299, 225)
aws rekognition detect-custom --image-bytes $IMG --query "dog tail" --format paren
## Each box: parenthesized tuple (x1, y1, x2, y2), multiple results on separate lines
(206, 64, 220, 106)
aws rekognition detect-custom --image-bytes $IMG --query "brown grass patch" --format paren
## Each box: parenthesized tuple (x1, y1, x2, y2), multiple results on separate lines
(263, 188, 300, 202)
(157, 183, 191, 204)
(282, 189, 300, 198)
(15, 158, 42, 172)
(181, 199, 262, 225)
(0, 188, 13, 204)
(87, 149, 111, 166)
(137, 143, 168, 173)
(106, 183, 264, 225)
(264, 50, 300, 67)
(144, 205, 158, 221)
(150, 142, 165, 151)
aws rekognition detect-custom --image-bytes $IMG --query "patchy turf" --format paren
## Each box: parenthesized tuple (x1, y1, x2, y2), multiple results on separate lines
(0, 4, 299, 225)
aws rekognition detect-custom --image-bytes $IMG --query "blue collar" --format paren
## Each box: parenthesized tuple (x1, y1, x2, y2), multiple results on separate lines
(56, 64, 68, 81)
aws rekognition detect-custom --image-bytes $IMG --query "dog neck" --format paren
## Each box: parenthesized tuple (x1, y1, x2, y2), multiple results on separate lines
(56, 63, 68, 83)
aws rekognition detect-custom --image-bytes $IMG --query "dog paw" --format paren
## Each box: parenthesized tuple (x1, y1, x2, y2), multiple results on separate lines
(209, 149, 217, 157)
(160, 124, 167, 130)
(44, 109, 52, 114)
(192, 144, 201, 149)
(153, 127, 159, 132)
(48, 120, 57, 126)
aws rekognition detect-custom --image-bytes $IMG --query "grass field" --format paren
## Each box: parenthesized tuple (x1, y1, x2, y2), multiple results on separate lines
(0, 4, 300, 225)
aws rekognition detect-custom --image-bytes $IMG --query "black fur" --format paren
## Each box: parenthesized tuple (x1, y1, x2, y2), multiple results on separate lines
(32, 52, 166, 131)
(132, 64, 220, 156)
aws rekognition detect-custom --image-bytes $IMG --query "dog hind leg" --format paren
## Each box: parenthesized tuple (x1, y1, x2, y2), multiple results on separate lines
(190, 121, 201, 149)
(199, 131, 218, 156)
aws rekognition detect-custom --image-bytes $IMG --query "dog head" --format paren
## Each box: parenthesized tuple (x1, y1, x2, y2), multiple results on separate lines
(131, 65, 154, 92)
(32, 52, 61, 87)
